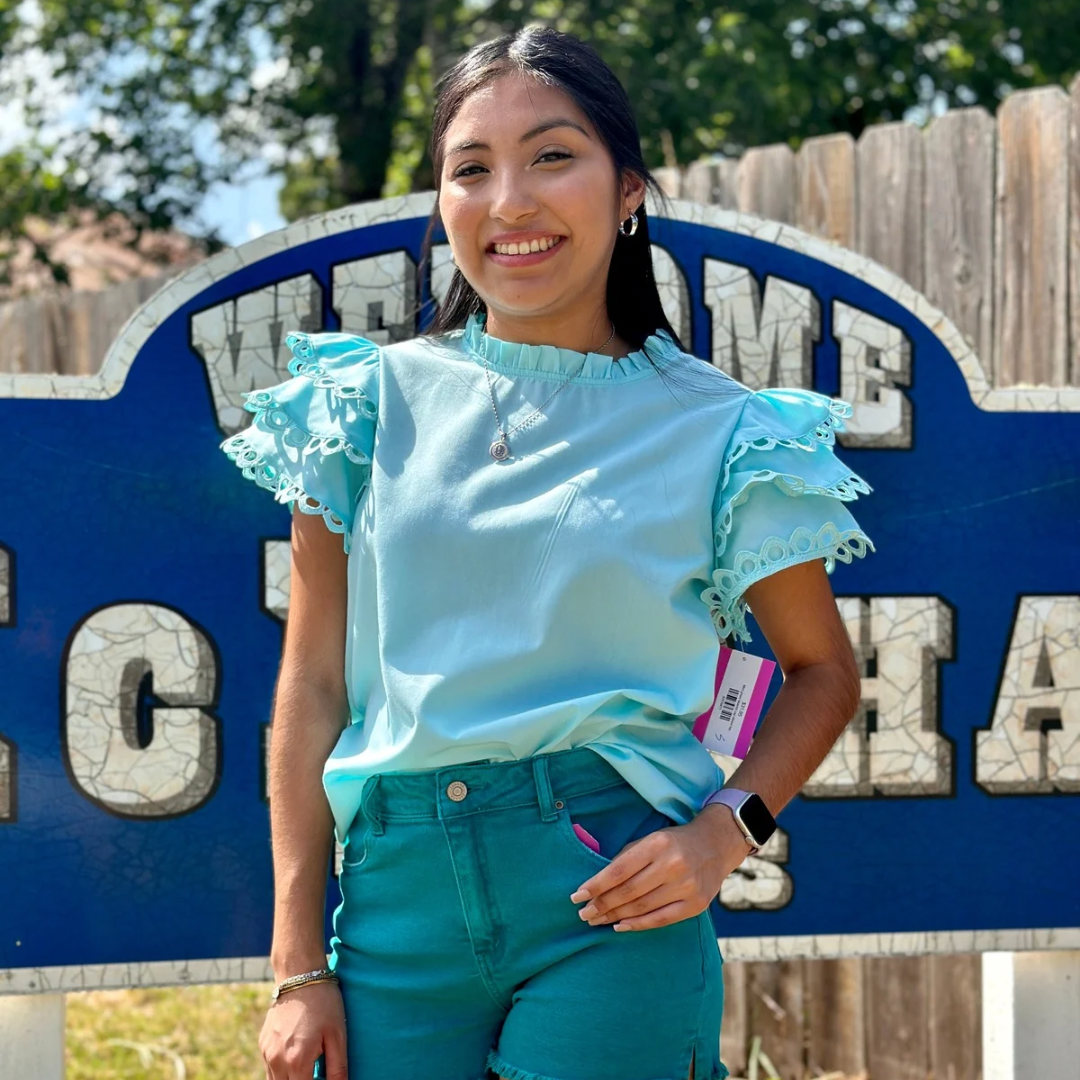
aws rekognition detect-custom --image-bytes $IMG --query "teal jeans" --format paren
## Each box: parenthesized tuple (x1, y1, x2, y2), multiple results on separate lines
(320, 746, 726, 1080)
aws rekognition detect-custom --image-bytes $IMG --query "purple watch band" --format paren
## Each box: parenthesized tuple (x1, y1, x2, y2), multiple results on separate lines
(701, 787, 760, 853)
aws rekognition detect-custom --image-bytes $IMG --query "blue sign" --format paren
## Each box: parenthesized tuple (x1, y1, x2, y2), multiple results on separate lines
(2, 193, 1078, 981)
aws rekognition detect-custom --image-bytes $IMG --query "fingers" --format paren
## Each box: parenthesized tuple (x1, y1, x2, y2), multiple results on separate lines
(581, 879, 686, 924)
(610, 898, 700, 932)
(324, 1027, 350, 1080)
(572, 827, 718, 930)
(569, 835, 657, 904)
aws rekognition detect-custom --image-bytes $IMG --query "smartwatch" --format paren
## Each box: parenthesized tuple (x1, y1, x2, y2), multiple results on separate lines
(701, 788, 776, 854)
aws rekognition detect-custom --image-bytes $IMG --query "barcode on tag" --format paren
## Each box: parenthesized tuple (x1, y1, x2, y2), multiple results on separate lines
(715, 686, 741, 728)
(692, 646, 777, 758)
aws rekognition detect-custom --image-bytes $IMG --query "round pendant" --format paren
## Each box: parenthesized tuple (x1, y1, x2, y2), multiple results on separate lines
(489, 438, 510, 461)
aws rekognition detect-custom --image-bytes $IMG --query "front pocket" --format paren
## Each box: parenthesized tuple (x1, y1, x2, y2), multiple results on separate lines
(554, 805, 614, 870)
(550, 781, 674, 872)
(339, 815, 375, 872)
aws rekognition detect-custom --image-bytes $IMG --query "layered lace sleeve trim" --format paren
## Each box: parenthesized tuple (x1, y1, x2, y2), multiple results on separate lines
(219, 331, 381, 553)
(701, 388, 876, 643)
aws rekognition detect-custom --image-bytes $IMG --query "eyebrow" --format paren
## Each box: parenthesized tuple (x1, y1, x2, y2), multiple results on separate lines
(445, 118, 591, 158)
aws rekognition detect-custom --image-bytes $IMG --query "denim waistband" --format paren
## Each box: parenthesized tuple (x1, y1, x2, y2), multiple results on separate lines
(355, 746, 628, 833)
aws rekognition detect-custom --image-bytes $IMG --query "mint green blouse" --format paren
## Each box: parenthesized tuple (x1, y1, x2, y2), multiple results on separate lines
(221, 314, 875, 843)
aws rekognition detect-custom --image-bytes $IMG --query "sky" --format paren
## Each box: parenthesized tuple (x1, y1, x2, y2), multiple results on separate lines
(0, 0, 288, 249)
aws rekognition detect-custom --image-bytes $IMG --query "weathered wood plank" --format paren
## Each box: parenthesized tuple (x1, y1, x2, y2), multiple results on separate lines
(929, 954, 981, 1080)
(653, 165, 682, 198)
(683, 160, 716, 204)
(683, 158, 739, 209)
(865, 956, 930, 1080)
(0, 293, 65, 374)
(805, 958, 867, 1076)
(0, 270, 177, 377)
(719, 959, 749, 1077)
(994, 86, 1071, 386)
(737, 144, 796, 223)
(856, 121, 926, 290)
(745, 960, 805, 1080)
(796, 132, 857, 247)
(1069, 74, 1080, 387)
(924, 107, 996, 370)
(714, 157, 739, 210)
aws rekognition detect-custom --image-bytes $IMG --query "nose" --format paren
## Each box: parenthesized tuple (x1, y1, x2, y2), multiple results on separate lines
(488, 169, 539, 225)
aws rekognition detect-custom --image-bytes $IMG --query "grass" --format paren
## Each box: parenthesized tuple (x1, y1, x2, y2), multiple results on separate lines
(65, 984, 865, 1080)
(65, 983, 272, 1080)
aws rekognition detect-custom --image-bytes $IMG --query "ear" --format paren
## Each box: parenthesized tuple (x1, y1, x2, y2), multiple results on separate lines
(620, 170, 647, 217)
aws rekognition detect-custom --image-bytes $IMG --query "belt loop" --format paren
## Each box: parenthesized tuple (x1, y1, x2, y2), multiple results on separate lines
(532, 755, 559, 822)
(360, 774, 385, 835)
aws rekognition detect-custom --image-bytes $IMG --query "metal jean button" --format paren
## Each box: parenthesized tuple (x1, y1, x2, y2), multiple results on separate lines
(446, 780, 468, 802)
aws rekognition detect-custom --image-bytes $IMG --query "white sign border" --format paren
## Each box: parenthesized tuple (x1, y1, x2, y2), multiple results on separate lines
(6, 928, 1080, 995)
(1, 192, 1078, 413)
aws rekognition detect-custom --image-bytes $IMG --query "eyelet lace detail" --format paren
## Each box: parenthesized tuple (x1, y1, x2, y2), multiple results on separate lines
(716, 396, 852, 495)
(705, 394, 874, 643)
(235, 389, 372, 465)
(218, 332, 380, 554)
(702, 522, 875, 643)
(714, 467, 871, 558)
(221, 421, 370, 553)
(284, 332, 380, 418)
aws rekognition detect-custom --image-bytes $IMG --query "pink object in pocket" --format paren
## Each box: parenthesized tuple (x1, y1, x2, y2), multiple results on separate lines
(572, 823, 601, 853)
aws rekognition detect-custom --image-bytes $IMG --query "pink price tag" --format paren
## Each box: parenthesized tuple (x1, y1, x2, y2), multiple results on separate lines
(692, 646, 776, 758)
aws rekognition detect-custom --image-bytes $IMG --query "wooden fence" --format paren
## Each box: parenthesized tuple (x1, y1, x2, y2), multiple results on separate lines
(658, 76, 1080, 393)
(0, 270, 181, 377)
(719, 954, 981, 1079)
(9, 78, 1080, 1080)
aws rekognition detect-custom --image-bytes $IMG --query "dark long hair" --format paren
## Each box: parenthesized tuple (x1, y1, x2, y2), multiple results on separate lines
(419, 27, 682, 360)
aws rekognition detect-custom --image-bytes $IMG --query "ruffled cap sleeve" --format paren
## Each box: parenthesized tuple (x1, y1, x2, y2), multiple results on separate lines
(219, 331, 380, 552)
(702, 388, 876, 643)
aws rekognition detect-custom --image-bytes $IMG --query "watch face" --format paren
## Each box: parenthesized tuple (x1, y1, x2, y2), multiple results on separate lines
(739, 794, 777, 847)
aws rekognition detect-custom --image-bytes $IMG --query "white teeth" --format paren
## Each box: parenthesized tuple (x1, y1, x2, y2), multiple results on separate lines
(493, 237, 560, 255)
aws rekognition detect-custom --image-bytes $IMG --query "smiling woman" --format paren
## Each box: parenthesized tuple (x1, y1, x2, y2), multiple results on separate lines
(225, 25, 874, 1080)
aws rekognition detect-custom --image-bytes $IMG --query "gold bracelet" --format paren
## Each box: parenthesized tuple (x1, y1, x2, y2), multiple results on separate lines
(270, 968, 339, 1003)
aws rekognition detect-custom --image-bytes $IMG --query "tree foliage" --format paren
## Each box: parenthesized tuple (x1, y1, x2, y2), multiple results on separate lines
(2, 0, 1077, 289)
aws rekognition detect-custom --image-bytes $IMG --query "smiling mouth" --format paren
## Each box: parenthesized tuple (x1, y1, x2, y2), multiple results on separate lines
(487, 235, 564, 256)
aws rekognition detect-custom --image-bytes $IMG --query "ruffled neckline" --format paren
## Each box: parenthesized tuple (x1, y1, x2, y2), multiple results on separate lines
(458, 312, 679, 384)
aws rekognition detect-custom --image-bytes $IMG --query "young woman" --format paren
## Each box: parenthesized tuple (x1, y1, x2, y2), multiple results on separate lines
(221, 27, 874, 1080)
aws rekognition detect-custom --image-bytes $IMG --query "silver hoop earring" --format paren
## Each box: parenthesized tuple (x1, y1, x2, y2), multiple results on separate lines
(618, 211, 639, 237)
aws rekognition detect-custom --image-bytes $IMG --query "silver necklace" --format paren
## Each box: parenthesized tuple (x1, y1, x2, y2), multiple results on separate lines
(482, 323, 616, 461)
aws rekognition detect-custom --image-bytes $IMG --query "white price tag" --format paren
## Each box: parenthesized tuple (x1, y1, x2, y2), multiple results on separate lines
(692, 647, 776, 758)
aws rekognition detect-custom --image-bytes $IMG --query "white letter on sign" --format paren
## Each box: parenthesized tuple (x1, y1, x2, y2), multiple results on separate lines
(333, 251, 418, 344)
(719, 828, 792, 911)
(64, 603, 221, 816)
(192, 275, 324, 436)
(976, 596, 1080, 793)
(703, 259, 819, 389)
(833, 301, 912, 448)
(803, 596, 954, 797)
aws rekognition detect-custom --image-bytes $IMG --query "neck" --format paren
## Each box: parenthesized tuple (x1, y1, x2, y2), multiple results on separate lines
(485, 303, 615, 355)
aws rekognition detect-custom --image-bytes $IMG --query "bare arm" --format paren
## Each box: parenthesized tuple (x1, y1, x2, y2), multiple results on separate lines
(713, 557, 862, 816)
(267, 506, 352, 980)
(571, 557, 862, 931)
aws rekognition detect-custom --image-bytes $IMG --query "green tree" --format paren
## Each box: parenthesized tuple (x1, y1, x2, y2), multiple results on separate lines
(2, 0, 1077, 289)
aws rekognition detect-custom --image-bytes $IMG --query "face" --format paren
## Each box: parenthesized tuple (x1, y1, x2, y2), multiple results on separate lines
(437, 72, 644, 324)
